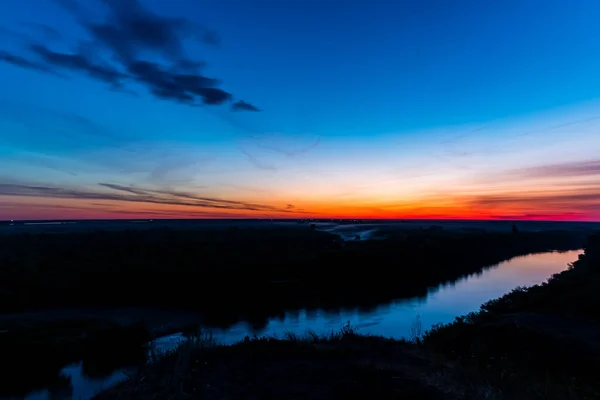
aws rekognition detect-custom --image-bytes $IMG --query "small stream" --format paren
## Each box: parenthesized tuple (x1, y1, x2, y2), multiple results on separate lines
(24, 249, 581, 400)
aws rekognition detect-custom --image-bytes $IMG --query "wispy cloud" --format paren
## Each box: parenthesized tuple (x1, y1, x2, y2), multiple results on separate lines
(0, 50, 57, 73)
(0, 181, 298, 213)
(0, 199, 253, 219)
(445, 159, 600, 220)
(464, 190, 600, 209)
(98, 183, 148, 196)
(237, 133, 320, 171)
(508, 159, 600, 179)
(0, 101, 216, 186)
(249, 133, 320, 157)
(232, 100, 261, 112)
(0, 100, 126, 147)
(240, 149, 277, 171)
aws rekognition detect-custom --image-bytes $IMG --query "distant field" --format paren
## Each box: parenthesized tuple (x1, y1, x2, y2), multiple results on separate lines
(0, 218, 598, 236)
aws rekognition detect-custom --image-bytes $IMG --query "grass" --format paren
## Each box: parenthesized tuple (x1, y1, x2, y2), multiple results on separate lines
(408, 314, 423, 344)
(95, 323, 500, 400)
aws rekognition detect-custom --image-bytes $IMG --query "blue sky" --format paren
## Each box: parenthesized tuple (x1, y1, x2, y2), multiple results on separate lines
(1, 0, 599, 220)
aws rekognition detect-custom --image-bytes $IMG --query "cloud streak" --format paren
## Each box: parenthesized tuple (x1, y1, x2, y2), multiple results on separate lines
(465, 190, 600, 209)
(0, 182, 296, 213)
(0, 50, 57, 74)
(509, 159, 600, 179)
(250, 134, 321, 157)
(444, 159, 600, 220)
(240, 149, 277, 171)
(232, 100, 261, 112)
(31, 43, 127, 86)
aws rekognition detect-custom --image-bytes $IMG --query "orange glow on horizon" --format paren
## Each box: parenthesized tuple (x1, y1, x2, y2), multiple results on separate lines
(1, 194, 597, 222)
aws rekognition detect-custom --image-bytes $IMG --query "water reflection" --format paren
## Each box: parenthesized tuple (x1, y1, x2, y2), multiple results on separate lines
(208, 250, 582, 342)
(23, 249, 581, 400)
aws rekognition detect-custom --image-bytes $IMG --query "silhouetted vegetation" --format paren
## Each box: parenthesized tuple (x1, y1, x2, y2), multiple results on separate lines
(0, 226, 587, 328)
(423, 233, 600, 399)
(94, 324, 497, 400)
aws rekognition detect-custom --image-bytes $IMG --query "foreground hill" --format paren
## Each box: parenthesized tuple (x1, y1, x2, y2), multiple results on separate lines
(94, 326, 497, 400)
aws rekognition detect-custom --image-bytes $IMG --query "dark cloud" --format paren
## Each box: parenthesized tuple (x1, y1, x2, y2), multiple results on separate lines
(172, 72, 220, 90)
(98, 183, 148, 196)
(99, 183, 282, 210)
(126, 59, 231, 105)
(0, 0, 259, 111)
(232, 100, 261, 112)
(0, 182, 297, 213)
(31, 44, 126, 86)
(100, 183, 273, 208)
(150, 86, 195, 103)
(78, 0, 218, 62)
(196, 87, 232, 105)
(0, 50, 56, 73)
(0, 200, 249, 218)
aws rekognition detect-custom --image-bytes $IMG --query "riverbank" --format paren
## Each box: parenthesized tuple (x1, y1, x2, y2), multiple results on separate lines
(423, 232, 600, 399)
(95, 233, 600, 400)
(94, 324, 499, 400)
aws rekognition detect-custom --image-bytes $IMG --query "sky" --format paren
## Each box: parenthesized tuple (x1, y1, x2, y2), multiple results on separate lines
(0, 0, 599, 221)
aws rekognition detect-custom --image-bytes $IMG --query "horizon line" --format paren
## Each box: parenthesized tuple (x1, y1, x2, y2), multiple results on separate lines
(2, 217, 599, 223)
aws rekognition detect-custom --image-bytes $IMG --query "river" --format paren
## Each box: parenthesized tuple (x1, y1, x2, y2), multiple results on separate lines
(24, 249, 581, 400)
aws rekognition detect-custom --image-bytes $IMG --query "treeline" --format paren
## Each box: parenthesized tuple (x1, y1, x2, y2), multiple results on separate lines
(0, 227, 589, 326)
